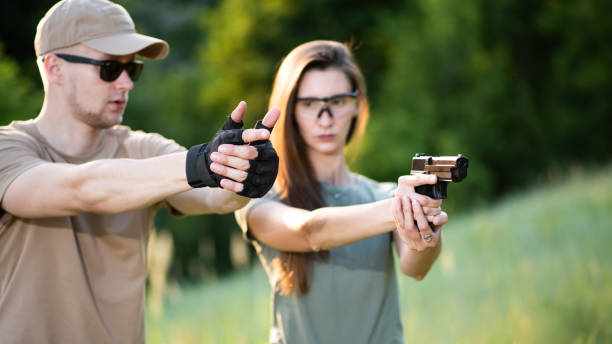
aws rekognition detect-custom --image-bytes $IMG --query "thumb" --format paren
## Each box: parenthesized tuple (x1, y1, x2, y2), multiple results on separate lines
(229, 101, 247, 123)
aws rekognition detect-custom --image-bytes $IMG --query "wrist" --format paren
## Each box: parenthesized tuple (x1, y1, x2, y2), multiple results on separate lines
(186, 143, 217, 188)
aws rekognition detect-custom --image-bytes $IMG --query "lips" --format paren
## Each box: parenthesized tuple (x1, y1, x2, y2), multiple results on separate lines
(317, 134, 335, 141)
(109, 99, 126, 109)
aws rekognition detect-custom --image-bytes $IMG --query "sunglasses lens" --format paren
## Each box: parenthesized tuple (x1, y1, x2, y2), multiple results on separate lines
(125, 62, 143, 81)
(100, 61, 124, 82)
(99, 61, 143, 82)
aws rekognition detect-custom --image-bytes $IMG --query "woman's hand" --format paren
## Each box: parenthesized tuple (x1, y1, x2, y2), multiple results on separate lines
(392, 194, 448, 250)
(392, 174, 448, 251)
(395, 174, 445, 224)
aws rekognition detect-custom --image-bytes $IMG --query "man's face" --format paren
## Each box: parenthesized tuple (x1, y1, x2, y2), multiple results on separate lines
(58, 44, 136, 129)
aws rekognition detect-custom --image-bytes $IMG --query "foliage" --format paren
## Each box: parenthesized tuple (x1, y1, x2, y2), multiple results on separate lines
(357, 0, 612, 211)
(0, 46, 43, 125)
(146, 164, 612, 343)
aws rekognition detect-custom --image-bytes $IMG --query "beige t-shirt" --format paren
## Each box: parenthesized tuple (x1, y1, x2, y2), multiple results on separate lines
(0, 120, 184, 344)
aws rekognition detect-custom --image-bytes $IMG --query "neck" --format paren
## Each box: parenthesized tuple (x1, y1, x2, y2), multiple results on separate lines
(309, 150, 352, 185)
(35, 99, 106, 156)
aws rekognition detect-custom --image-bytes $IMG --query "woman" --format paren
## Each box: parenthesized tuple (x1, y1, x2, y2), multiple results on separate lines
(234, 40, 448, 343)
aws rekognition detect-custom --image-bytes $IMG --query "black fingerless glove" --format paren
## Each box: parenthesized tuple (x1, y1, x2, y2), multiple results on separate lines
(185, 116, 279, 198)
(237, 120, 279, 198)
(185, 116, 244, 188)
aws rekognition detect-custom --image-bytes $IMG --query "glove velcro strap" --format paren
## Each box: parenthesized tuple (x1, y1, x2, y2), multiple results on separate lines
(186, 143, 217, 188)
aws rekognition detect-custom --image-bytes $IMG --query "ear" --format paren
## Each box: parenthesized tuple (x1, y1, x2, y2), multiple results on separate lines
(44, 55, 64, 86)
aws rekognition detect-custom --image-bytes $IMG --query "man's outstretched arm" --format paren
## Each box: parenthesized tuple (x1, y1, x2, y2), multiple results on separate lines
(2, 103, 280, 218)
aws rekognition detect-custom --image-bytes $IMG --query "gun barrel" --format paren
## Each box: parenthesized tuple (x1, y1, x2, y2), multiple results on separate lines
(410, 154, 469, 183)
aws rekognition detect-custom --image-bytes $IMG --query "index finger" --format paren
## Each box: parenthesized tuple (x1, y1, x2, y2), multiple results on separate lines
(261, 108, 280, 129)
(398, 174, 437, 188)
(411, 193, 442, 208)
(241, 128, 270, 143)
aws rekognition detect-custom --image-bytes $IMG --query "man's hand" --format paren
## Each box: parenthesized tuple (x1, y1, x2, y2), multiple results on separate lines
(185, 101, 280, 198)
(212, 104, 280, 198)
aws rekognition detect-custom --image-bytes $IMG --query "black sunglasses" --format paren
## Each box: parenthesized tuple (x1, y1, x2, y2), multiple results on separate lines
(54, 53, 143, 82)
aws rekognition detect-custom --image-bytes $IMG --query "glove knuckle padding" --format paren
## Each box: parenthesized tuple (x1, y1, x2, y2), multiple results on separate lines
(215, 129, 245, 146)
(258, 148, 277, 160)
(238, 150, 279, 198)
(238, 120, 279, 198)
(255, 163, 275, 174)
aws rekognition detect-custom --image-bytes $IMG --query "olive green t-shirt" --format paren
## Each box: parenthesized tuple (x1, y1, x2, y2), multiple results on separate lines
(0, 120, 184, 344)
(235, 174, 404, 344)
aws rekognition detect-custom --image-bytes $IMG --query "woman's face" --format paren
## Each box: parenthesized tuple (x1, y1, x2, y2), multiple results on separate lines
(294, 68, 358, 157)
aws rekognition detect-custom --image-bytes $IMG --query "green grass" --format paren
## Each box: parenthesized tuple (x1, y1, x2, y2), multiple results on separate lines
(147, 166, 612, 343)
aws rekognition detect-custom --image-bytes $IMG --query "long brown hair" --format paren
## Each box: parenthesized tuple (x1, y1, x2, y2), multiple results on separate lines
(268, 40, 370, 295)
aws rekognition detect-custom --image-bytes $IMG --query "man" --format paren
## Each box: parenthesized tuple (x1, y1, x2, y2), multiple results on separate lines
(0, 0, 279, 343)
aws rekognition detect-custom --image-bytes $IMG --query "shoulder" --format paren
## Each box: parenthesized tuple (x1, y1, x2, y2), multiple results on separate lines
(352, 173, 396, 199)
(107, 125, 169, 143)
(235, 185, 282, 217)
(0, 121, 49, 200)
(0, 120, 44, 151)
(108, 125, 185, 158)
(234, 185, 283, 235)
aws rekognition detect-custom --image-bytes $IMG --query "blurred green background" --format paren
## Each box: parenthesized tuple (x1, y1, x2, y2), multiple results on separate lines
(1, 0, 610, 342)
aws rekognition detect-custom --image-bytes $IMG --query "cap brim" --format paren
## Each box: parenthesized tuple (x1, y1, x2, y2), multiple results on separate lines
(82, 32, 169, 60)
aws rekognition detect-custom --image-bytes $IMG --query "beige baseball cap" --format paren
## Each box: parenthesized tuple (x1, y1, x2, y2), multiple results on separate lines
(34, 0, 169, 60)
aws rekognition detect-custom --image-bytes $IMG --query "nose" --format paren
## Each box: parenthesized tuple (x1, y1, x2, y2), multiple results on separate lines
(317, 106, 335, 119)
(114, 69, 134, 91)
(316, 106, 334, 126)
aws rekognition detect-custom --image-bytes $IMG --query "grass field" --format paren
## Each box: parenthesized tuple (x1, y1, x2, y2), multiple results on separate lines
(146, 166, 612, 343)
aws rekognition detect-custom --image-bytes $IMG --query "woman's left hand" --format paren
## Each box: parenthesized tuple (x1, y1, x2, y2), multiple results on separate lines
(391, 194, 448, 251)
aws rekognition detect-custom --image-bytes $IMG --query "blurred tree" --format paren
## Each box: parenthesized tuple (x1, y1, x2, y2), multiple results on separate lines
(0, 0, 56, 84)
(195, 0, 404, 124)
(0, 45, 43, 125)
(358, 0, 612, 211)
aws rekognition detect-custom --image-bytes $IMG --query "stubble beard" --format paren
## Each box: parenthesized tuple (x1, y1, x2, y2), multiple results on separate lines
(67, 84, 124, 129)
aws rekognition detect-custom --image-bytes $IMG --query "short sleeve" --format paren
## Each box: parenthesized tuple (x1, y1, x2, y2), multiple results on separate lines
(0, 127, 47, 202)
(234, 187, 282, 242)
(120, 128, 186, 159)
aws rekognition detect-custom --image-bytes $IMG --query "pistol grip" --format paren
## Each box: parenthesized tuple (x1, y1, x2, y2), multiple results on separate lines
(414, 182, 448, 199)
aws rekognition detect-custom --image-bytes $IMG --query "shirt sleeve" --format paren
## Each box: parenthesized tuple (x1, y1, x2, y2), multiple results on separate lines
(122, 129, 186, 159)
(0, 127, 48, 204)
